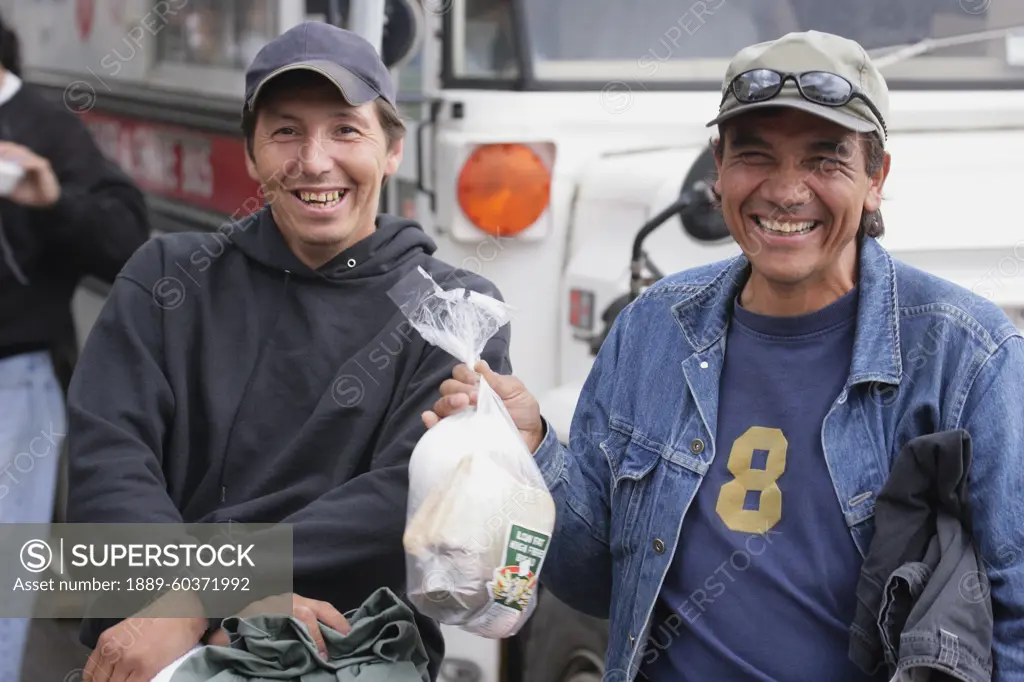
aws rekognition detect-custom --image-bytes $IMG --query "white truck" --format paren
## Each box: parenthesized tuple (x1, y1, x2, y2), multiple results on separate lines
(6, 1, 1024, 681)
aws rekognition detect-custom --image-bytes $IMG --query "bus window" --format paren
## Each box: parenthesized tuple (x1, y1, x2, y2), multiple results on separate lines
(156, 0, 276, 71)
(515, 0, 1024, 86)
(521, 0, 774, 78)
(451, 0, 519, 79)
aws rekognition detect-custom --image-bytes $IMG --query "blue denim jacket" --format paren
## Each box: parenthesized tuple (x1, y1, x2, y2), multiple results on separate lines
(533, 236, 1024, 681)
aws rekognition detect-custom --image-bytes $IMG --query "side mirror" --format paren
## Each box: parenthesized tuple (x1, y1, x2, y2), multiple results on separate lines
(382, 0, 425, 69)
(679, 146, 729, 242)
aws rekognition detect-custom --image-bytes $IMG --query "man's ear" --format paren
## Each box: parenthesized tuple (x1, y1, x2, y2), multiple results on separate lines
(712, 135, 724, 198)
(245, 146, 259, 183)
(864, 151, 891, 213)
(385, 136, 405, 177)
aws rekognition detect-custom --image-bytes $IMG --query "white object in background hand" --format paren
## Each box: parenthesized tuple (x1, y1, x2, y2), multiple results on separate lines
(0, 158, 24, 197)
(0, 142, 60, 206)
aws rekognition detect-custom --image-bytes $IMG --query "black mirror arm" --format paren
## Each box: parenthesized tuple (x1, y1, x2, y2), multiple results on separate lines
(629, 181, 711, 300)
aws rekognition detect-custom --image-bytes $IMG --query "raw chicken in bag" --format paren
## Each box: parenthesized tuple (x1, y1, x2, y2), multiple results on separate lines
(388, 267, 556, 639)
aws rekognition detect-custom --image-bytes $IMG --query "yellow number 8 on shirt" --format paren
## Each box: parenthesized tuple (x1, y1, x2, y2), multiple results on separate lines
(715, 426, 787, 533)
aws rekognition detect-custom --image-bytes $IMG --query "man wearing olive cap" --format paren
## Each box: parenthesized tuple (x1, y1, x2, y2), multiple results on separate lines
(425, 30, 1024, 680)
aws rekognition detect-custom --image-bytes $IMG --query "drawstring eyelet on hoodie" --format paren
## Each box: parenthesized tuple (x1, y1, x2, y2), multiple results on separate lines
(347, 258, 356, 268)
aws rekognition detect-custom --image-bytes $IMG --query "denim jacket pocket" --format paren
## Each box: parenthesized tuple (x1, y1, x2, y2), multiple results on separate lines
(604, 419, 663, 560)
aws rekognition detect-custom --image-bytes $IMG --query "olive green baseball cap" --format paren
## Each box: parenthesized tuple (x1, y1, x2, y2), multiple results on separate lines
(707, 30, 889, 145)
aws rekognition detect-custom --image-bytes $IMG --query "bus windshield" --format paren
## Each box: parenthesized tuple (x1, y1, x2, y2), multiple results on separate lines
(453, 0, 1024, 86)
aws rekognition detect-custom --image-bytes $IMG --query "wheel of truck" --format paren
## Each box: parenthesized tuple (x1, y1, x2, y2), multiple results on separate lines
(523, 587, 609, 682)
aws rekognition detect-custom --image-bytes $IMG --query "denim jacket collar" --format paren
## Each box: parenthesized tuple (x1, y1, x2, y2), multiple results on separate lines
(670, 236, 903, 386)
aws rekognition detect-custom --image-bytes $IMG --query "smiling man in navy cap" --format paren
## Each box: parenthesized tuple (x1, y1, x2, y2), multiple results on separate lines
(238, 19, 406, 269)
(65, 21, 511, 682)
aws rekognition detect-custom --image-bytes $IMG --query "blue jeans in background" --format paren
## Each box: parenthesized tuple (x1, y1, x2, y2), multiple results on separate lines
(0, 350, 66, 682)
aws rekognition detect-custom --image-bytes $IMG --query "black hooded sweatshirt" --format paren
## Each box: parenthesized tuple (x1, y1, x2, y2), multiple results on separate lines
(65, 207, 513, 678)
(0, 80, 150, 369)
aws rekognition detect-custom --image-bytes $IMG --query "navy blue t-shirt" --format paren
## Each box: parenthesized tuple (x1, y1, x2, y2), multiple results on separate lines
(639, 287, 886, 681)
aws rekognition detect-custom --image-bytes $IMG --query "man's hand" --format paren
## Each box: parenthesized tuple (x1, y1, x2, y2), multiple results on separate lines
(0, 141, 60, 207)
(422, 360, 545, 453)
(83, 615, 207, 682)
(208, 593, 351, 660)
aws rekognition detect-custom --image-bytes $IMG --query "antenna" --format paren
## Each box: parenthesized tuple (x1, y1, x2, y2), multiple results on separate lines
(871, 24, 1024, 69)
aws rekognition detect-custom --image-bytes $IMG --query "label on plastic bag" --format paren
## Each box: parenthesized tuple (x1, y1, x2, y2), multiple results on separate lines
(463, 523, 550, 638)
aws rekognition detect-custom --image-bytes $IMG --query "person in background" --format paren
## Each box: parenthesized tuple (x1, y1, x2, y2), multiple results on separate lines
(0, 12, 150, 682)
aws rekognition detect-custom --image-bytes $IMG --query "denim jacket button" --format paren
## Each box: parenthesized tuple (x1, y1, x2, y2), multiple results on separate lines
(653, 538, 665, 554)
(690, 438, 705, 454)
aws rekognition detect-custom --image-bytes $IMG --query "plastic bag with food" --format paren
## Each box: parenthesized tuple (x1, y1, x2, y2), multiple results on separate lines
(388, 266, 556, 639)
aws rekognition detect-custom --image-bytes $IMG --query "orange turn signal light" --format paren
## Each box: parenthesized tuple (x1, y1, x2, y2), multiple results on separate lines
(456, 143, 551, 237)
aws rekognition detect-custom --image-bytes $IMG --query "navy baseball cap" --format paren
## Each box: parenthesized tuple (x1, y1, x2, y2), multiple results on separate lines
(244, 21, 396, 113)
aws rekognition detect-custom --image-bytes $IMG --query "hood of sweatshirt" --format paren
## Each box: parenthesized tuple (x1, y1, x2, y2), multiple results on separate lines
(227, 206, 437, 282)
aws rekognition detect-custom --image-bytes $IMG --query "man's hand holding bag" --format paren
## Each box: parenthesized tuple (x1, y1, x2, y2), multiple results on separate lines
(390, 268, 555, 640)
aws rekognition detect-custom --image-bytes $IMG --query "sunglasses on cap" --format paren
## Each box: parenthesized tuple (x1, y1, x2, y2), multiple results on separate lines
(721, 69, 888, 138)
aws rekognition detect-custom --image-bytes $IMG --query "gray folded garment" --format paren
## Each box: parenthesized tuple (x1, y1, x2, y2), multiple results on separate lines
(168, 587, 431, 682)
